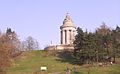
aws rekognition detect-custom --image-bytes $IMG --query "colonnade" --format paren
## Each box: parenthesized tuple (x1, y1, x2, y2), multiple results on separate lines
(60, 13, 76, 45)
(61, 29, 76, 45)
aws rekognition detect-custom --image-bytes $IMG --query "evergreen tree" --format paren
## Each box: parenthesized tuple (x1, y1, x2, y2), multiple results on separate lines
(73, 27, 85, 64)
(112, 26, 120, 62)
(73, 24, 120, 64)
(83, 32, 97, 62)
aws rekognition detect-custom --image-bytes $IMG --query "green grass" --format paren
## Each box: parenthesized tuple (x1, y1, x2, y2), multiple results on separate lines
(6, 50, 120, 74)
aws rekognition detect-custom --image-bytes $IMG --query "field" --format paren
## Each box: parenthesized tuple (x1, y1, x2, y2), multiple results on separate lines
(6, 50, 120, 74)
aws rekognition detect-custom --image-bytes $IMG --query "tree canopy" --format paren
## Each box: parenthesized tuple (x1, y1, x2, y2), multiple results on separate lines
(74, 24, 120, 64)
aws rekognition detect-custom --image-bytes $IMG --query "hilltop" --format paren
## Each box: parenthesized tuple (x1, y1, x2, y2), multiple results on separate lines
(7, 50, 120, 74)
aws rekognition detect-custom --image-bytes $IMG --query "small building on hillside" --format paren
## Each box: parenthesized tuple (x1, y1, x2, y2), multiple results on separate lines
(44, 13, 77, 50)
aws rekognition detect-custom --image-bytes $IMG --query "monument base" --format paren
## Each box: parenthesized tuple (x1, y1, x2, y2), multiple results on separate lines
(44, 44, 74, 51)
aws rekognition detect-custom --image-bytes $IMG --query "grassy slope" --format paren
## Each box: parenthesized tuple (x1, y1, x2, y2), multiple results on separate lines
(7, 50, 120, 74)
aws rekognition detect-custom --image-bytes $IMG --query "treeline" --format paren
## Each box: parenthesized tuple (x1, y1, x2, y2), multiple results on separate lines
(0, 28, 39, 73)
(74, 23, 120, 64)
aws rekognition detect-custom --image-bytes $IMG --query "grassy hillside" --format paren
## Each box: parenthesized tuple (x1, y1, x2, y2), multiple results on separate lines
(7, 50, 120, 74)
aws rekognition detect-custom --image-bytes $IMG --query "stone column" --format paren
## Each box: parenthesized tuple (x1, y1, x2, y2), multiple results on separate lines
(62, 30, 65, 44)
(61, 31, 62, 44)
(66, 30, 70, 44)
(73, 30, 76, 40)
(61, 30, 64, 44)
(65, 30, 67, 44)
(70, 30, 73, 44)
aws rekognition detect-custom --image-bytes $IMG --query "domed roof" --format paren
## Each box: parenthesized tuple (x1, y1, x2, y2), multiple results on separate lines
(60, 13, 75, 29)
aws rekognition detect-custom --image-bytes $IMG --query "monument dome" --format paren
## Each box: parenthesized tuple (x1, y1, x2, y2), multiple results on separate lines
(60, 13, 76, 45)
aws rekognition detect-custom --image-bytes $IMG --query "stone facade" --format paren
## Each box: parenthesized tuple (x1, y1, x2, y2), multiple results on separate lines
(44, 13, 76, 50)
(60, 13, 76, 45)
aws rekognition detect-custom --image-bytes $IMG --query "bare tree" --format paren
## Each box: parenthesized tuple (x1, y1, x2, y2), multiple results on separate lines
(25, 36, 39, 50)
(96, 22, 111, 36)
(0, 28, 23, 71)
(0, 33, 11, 70)
(6, 28, 22, 57)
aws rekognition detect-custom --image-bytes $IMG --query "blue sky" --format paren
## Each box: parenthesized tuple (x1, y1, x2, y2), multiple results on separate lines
(0, 0, 120, 49)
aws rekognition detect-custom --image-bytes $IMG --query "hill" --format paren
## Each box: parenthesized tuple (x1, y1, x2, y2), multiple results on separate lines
(7, 50, 120, 74)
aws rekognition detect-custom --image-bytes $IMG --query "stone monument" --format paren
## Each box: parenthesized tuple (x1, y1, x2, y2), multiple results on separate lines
(44, 13, 76, 50)
(60, 13, 76, 45)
